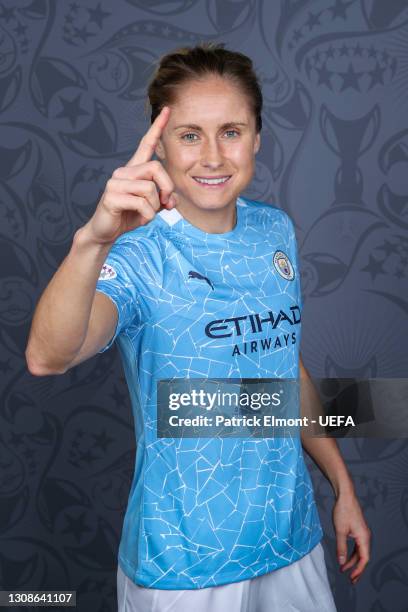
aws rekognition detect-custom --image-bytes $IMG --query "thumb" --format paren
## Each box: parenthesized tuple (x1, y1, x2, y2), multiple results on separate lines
(337, 532, 348, 565)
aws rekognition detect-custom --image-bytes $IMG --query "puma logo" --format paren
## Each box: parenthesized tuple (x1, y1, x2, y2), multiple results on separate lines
(188, 270, 214, 290)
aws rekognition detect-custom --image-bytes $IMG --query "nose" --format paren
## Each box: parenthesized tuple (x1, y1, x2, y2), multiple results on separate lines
(200, 137, 224, 169)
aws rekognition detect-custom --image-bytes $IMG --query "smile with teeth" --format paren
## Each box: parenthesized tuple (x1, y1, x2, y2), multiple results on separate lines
(193, 175, 231, 186)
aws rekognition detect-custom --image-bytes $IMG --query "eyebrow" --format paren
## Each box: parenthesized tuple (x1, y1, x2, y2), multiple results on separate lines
(173, 122, 248, 131)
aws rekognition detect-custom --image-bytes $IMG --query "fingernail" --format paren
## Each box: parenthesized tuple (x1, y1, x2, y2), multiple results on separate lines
(339, 556, 345, 564)
(169, 195, 176, 207)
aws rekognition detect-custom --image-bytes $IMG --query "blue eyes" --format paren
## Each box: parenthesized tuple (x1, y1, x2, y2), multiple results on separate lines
(181, 130, 239, 142)
(182, 133, 198, 141)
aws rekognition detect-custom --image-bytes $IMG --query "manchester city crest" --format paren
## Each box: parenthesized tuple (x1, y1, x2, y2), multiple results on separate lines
(273, 250, 294, 281)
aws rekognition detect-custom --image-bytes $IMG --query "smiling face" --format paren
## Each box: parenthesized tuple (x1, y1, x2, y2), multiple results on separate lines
(155, 75, 260, 219)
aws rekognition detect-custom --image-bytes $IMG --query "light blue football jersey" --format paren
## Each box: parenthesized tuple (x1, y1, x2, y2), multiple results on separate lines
(95, 196, 323, 589)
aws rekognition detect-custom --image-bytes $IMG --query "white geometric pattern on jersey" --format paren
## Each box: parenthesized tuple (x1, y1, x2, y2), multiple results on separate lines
(95, 196, 323, 589)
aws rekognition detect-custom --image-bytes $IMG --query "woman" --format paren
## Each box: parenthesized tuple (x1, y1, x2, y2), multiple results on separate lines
(26, 43, 370, 611)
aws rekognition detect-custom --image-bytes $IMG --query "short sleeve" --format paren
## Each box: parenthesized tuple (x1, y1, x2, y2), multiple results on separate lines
(284, 213, 303, 312)
(95, 240, 142, 353)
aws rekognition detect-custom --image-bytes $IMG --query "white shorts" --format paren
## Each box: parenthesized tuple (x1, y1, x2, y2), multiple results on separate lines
(117, 541, 337, 612)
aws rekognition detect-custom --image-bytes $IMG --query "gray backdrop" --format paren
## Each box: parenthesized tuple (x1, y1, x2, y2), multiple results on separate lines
(1, 1, 408, 611)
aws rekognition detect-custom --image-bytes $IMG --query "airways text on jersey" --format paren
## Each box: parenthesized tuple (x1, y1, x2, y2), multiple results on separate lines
(205, 304, 301, 357)
(94, 197, 323, 589)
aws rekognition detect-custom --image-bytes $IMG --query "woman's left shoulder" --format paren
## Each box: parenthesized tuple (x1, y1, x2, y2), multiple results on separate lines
(239, 196, 293, 226)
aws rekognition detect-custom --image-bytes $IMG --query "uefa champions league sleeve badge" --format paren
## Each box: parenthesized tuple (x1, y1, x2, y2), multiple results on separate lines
(98, 263, 117, 280)
(273, 250, 295, 281)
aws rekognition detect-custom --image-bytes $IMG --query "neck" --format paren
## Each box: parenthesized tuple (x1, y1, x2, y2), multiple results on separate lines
(176, 198, 238, 234)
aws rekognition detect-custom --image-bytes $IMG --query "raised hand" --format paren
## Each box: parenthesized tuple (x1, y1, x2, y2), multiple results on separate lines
(83, 106, 177, 245)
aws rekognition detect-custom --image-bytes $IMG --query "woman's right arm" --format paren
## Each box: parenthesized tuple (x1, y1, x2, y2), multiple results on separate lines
(25, 106, 176, 376)
(25, 227, 118, 376)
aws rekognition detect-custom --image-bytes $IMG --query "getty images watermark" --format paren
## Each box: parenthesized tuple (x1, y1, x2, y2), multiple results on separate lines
(156, 377, 408, 438)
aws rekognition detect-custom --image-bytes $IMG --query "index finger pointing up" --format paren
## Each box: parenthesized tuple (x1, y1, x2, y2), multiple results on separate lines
(126, 106, 171, 168)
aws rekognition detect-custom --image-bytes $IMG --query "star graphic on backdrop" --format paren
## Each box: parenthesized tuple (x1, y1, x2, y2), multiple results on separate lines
(375, 239, 399, 256)
(14, 22, 27, 36)
(368, 61, 386, 89)
(316, 62, 333, 89)
(312, 49, 321, 64)
(23, 448, 35, 460)
(87, 2, 111, 28)
(74, 24, 95, 43)
(62, 511, 92, 543)
(90, 165, 106, 181)
(353, 42, 363, 57)
(162, 25, 171, 36)
(326, 45, 336, 59)
(0, 357, 12, 374)
(340, 62, 362, 91)
(9, 431, 24, 446)
(0, 4, 16, 22)
(304, 57, 312, 79)
(361, 254, 386, 281)
(110, 384, 127, 407)
(56, 94, 89, 128)
(339, 43, 349, 57)
(76, 165, 90, 182)
(360, 489, 377, 510)
(5, 207, 15, 221)
(368, 45, 377, 58)
(92, 430, 115, 452)
(314, 488, 331, 512)
(79, 448, 99, 466)
(330, 0, 353, 20)
(306, 11, 321, 30)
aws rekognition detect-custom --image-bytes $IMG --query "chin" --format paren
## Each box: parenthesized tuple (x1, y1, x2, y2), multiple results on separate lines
(190, 199, 233, 211)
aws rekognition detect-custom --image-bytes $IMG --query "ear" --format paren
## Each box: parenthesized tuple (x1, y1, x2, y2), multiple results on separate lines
(155, 138, 165, 160)
(254, 132, 261, 155)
